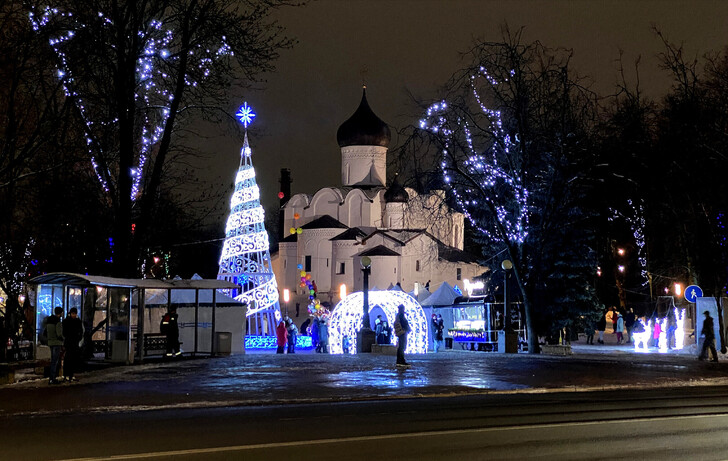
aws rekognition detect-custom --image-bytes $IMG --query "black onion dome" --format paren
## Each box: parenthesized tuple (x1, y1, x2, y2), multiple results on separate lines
(384, 175, 409, 203)
(336, 87, 391, 148)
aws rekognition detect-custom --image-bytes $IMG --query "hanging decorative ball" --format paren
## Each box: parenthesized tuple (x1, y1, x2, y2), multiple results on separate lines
(278, 191, 285, 199)
(296, 227, 303, 234)
(293, 213, 300, 220)
(289, 227, 296, 235)
(300, 282, 306, 288)
(309, 289, 315, 295)
(315, 299, 320, 305)
(300, 270, 306, 277)
(297, 264, 303, 270)
(305, 274, 312, 280)
(309, 295, 314, 300)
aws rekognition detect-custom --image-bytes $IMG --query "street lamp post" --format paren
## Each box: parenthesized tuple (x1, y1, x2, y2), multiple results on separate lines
(502, 259, 517, 353)
(358, 256, 376, 353)
(283, 289, 290, 317)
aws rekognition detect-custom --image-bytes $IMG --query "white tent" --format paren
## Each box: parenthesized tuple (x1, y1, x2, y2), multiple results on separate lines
(421, 281, 460, 307)
(407, 287, 431, 303)
(388, 283, 406, 292)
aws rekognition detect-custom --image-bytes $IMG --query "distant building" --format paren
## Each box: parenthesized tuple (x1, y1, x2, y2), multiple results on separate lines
(272, 87, 487, 308)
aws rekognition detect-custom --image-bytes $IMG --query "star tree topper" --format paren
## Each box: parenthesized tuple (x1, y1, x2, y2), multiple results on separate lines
(236, 102, 256, 128)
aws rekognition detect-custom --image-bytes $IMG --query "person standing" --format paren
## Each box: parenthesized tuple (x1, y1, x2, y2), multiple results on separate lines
(615, 312, 624, 344)
(652, 317, 662, 348)
(394, 304, 411, 367)
(62, 307, 83, 381)
(584, 318, 595, 345)
(46, 307, 64, 385)
(286, 318, 298, 354)
(160, 306, 180, 357)
(611, 307, 619, 336)
(275, 320, 287, 354)
(596, 311, 607, 345)
(311, 318, 320, 352)
(318, 318, 329, 353)
(432, 314, 444, 352)
(375, 315, 384, 344)
(624, 308, 636, 344)
(699, 310, 719, 362)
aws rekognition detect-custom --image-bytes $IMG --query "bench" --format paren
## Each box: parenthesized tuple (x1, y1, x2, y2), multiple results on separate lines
(141, 334, 182, 356)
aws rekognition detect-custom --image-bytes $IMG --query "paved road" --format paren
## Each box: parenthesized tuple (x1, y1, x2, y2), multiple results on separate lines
(3, 387, 728, 460)
(2, 350, 727, 416)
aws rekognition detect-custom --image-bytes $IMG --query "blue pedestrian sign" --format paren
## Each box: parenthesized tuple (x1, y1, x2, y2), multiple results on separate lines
(684, 285, 703, 303)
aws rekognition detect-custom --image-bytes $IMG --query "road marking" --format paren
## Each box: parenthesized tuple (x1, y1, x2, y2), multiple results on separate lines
(57, 412, 728, 460)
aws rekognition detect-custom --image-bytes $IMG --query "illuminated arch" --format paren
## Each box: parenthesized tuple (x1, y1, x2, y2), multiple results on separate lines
(329, 291, 428, 354)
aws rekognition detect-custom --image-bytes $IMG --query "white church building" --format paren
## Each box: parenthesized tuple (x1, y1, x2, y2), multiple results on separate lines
(272, 88, 487, 308)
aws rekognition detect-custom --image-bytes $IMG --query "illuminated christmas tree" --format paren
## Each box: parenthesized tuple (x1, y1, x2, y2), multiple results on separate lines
(218, 103, 280, 332)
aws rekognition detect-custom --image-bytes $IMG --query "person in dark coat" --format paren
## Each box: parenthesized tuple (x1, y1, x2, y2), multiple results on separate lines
(432, 314, 444, 352)
(46, 306, 64, 384)
(624, 308, 636, 344)
(318, 318, 329, 353)
(596, 311, 607, 344)
(300, 318, 311, 336)
(395, 304, 411, 367)
(699, 311, 719, 362)
(160, 306, 180, 357)
(275, 320, 287, 354)
(62, 307, 83, 381)
(311, 318, 320, 352)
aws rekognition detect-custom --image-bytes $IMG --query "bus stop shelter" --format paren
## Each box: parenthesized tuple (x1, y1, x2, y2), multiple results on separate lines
(28, 273, 239, 363)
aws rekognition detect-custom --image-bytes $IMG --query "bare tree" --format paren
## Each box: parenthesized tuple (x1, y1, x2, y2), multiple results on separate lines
(416, 27, 601, 352)
(31, 0, 296, 276)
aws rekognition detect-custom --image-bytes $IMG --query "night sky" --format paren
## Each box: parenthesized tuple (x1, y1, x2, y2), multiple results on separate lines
(195, 0, 728, 228)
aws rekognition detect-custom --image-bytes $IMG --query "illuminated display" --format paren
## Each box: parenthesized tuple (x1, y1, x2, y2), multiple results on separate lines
(328, 291, 428, 354)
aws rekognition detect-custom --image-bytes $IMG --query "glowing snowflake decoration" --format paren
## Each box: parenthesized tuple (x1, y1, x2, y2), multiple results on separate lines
(236, 102, 256, 128)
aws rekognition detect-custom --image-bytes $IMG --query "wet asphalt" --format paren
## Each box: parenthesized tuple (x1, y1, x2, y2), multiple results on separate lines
(1, 347, 727, 417)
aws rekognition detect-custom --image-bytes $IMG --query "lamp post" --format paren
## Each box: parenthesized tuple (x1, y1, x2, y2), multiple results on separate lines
(283, 289, 290, 317)
(358, 256, 376, 352)
(501, 259, 517, 353)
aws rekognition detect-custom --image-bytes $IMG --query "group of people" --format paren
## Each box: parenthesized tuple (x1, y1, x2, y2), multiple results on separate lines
(277, 315, 329, 354)
(374, 315, 391, 345)
(585, 307, 638, 345)
(44, 306, 84, 385)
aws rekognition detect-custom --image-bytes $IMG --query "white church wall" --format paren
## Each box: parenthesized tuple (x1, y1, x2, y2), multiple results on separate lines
(341, 145, 387, 186)
(399, 235, 440, 291)
(332, 241, 358, 299)
(309, 188, 343, 222)
(282, 194, 309, 235)
(352, 255, 400, 292)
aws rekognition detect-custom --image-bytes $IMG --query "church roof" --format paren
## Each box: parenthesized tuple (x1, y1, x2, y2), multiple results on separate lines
(330, 228, 367, 241)
(301, 215, 348, 230)
(437, 242, 481, 264)
(358, 245, 401, 257)
(336, 87, 391, 148)
(280, 233, 298, 243)
(384, 175, 409, 203)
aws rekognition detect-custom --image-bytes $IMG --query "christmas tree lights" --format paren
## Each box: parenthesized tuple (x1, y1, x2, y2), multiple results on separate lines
(218, 103, 280, 319)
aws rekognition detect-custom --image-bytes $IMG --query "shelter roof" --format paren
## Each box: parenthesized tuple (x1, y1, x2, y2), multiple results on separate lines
(28, 272, 238, 290)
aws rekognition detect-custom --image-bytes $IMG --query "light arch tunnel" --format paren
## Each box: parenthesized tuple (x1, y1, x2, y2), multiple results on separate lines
(329, 291, 428, 354)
